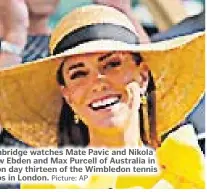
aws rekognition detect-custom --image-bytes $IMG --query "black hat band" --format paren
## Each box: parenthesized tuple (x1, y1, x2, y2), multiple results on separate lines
(53, 23, 140, 55)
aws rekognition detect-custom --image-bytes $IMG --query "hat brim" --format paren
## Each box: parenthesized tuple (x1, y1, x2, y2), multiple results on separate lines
(0, 32, 204, 147)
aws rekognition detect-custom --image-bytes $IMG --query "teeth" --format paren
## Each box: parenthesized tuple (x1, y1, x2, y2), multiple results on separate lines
(91, 97, 119, 108)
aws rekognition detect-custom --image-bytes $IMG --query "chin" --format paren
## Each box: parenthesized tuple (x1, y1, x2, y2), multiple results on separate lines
(90, 117, 126, 132)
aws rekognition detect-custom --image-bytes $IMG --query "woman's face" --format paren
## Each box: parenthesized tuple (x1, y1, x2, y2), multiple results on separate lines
(61, 52, 144, 131)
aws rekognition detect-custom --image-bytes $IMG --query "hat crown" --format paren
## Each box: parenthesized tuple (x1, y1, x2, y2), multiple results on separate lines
(50, 5, 137, 54)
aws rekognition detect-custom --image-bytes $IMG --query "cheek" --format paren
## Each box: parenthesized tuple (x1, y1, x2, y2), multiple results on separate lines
(68, 84, 88, 106)
(63, 74, 91, 106)
(107, 66, 139, 88)
(66, 86, 90, 123)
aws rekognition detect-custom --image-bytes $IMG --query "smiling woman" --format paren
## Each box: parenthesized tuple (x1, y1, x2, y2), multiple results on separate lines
(57, 51, 149, 147)
(0, 4, 205, 189)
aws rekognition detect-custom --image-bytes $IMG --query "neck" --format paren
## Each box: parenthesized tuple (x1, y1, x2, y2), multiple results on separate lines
(89, 129, 126, 147)
(28, 16, 51, 36)
(89, 112, 142, 148)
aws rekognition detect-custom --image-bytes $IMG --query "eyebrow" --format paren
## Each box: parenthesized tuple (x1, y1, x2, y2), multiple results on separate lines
(98, 52, 115, 62)
(68, 62, 85, 71)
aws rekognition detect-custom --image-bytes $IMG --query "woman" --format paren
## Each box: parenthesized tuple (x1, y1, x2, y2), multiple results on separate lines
(0, 5, 205, 189)
(56, 52, 158, 147)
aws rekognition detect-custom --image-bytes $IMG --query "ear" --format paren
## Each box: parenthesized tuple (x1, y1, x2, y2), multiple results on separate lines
(59, 85, 71, 104)
(139, 62, 149, 94)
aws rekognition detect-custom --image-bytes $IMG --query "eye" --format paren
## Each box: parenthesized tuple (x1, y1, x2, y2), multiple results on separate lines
(70, 70, 88, 80)
(104, 60, 121, 70)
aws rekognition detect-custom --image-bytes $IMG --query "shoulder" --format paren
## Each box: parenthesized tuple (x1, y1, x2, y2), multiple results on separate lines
(156, 124, 205, 188)
(157, 124, 202, 156)
(162, 124, 199, 147)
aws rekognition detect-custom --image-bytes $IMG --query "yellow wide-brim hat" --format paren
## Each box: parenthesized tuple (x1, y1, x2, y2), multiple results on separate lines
(0, 5, 205, 147)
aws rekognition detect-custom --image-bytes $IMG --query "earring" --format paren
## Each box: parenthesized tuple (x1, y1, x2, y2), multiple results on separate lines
(141, 94, 147, 105)
(141, 93, 150, 144)
(74, 114, 79, 124)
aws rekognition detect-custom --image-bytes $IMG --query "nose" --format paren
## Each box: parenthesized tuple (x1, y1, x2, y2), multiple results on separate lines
(97, 74, 105, 79)
(92, 73, 108, 92)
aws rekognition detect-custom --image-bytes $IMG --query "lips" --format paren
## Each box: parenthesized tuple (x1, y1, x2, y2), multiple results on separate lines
(89, 95, 121, 111)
